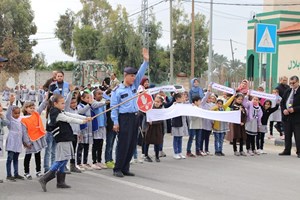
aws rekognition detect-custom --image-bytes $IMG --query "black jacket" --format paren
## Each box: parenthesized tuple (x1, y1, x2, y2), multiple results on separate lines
(48, 107, 75, 143)
(276, 83, 289, 98)
(281, 87, 300, 123)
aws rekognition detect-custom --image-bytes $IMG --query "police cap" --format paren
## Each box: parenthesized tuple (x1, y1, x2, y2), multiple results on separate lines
(124, 67, 138, 75)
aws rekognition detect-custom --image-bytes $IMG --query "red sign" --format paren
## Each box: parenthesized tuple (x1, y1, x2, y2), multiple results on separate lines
(137, 93, 153, 113)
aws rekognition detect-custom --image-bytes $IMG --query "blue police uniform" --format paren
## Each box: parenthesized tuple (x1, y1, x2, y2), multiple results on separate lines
(110, 61, 149, 175)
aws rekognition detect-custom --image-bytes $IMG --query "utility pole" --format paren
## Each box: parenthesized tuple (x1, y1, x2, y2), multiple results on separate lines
(230, 39, 235, 65)
(170, 0, 174, 84)
(142, 0, 150, 82)
(208, 0, 213, 84)
(191, 0, 195, 79)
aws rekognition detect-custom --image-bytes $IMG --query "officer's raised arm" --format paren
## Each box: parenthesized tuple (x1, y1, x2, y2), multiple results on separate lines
(134, 48, 149, 88)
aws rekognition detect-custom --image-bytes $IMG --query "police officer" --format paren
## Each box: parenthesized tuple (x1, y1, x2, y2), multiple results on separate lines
(111, 48, 149, 177)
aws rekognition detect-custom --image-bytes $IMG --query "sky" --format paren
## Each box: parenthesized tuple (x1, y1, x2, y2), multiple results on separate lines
(30, 0, 264, 64)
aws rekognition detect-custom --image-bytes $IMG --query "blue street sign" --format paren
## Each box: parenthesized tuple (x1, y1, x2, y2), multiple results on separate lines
(255, 23, 277, 53)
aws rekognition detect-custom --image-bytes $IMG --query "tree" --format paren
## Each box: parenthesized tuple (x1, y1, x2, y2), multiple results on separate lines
(172, 1, 209, 78)
(0, 0, 37, 72)
(48, 61, 77, 71)
(31, 52, 48, 70)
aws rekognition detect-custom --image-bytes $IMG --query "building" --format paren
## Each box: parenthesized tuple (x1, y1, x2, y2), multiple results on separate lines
(247, 0, 300, 91)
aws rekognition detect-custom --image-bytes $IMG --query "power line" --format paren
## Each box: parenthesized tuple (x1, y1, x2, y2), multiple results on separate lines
(183, 0, 300, 7)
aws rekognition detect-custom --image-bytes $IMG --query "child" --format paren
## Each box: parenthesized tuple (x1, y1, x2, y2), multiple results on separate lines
(211, 95, 235, 156)
(269, 89, 283, 139)
(243, 95, 263, 156)
(39, 94, 91, 192)
(77, 91, 105, 170)
(171, 93, 189, 159)
(230, 94, 247, 156)
(144, 95, 164, 162)
(21, 97, 48, 179)
(38, 86, 45, 106)
(64, 86, 82, 173)
(14, 85, 21, 107)
(28, 85, 36, 103)
(189, 78, 204, 102)
(0, 103, 9, 183)
(91, 89, 107, 169)
(5, 95, 24, 181)
(186, 95, 202, 157)
(20, 85, 29, 106)
(2, 87, 10, 106)
(236, 79, 249, 95)
(199, 86, 214, 156)
(257, 100, 279, 154)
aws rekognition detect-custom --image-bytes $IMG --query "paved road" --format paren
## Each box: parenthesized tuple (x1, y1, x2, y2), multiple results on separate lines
(0, 133, 299, 200)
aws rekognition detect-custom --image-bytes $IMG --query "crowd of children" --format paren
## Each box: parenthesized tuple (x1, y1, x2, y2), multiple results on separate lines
(0, 76, 288, 191)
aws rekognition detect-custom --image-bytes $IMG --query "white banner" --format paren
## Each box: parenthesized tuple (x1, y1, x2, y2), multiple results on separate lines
(146, 104, 241, 124)
(249, 90, 276, 100)
(211, 82, 235, 94)
(148, 85, 183, 95)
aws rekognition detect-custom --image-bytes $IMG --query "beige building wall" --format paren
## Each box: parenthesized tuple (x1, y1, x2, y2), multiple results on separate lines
(277, 43, 300, 78)
(264, 0, 300, 12)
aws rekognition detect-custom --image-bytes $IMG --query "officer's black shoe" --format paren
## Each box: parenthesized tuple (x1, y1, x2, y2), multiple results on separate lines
(122, 171, 135, 176)
(297, 154, 300, 158)
(278, 151, 291, 156)
(113, 171, 124, 178)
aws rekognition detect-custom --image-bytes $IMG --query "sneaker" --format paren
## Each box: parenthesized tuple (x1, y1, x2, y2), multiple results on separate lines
(254, 150, 260, 155)
(247, 150, 254, 156)
(91, 164, 102, 170)
(159, 151, 166, 157)
(6, 176, 16, 182)
(268, 135, 273, 139)
(205, 151, 211, 156)
(77, 164, 86, 171)
(98, 163, 108, 169)
(14, 174, 25, 180)
(260, 150, 267, 154)
(83, 164, 93, 170)
(240, 151, 247, 156)
(234, 151, 240, 156)
(0, 179, 3, 183)
(155, 158, 160, 162)
(24, 173, 32, 180)
(186, 152, 196, 158)
(179, 154, 186, 159)
(144, 156, 153, 162)
(200, 151, 207, 156)
(106, 161, 115, 169)
(280, 135, 285, 140)
(36, 171, 43, 177)
(173, 154, 181, 160)
(220, 152, 225, 156)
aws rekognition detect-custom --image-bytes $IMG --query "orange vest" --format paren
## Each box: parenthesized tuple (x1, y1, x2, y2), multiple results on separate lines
(21, 111, 46, 141)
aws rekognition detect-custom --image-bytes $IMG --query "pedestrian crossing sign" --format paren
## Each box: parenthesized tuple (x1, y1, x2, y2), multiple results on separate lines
(255, 23, 277, 53)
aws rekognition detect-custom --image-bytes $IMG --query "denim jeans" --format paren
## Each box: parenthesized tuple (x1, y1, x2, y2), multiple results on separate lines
(6, 151, 19, 177)
(214, 132, 225, 153)
(173, 136, 183, 154)
(200, 129, 211, 152)
(49, 160, 68, 173)
(187, 129, 202, 153)
(105, 130, 117, 163)
(44, 132, 57, 172)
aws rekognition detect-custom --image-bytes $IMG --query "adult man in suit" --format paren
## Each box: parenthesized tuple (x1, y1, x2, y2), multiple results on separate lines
(279, 76, 300, 158)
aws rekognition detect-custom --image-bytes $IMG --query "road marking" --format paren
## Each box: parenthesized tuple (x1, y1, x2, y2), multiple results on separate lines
(85, 171, 195, 200)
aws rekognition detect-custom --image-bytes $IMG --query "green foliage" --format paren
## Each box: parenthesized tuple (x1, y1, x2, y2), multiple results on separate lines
(48, 61, 77, 71)
(0, 0, 37, 72)
(31, 52, 48, 70)
(172, 1, 209, 78)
